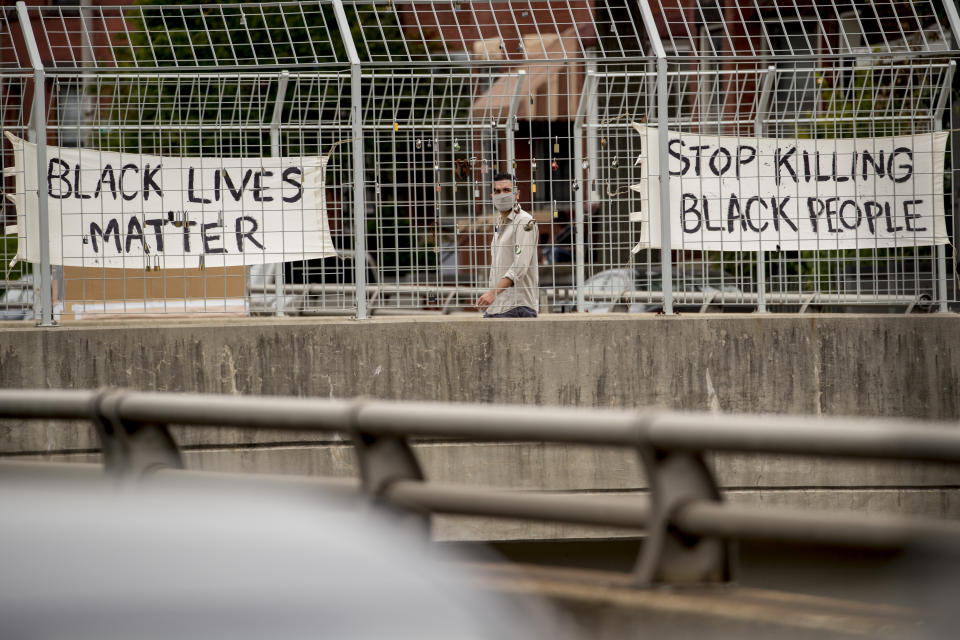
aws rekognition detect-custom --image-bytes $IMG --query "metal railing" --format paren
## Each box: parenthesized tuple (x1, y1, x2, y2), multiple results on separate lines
(1, 1, 958, 323)
(1, 388, 959, 586)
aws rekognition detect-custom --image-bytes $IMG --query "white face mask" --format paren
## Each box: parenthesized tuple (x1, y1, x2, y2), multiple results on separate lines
(492, 192, 516, 213)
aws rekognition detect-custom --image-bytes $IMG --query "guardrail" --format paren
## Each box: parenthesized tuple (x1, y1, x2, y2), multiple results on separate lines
(249, 283, 934, 315)
(1, 388, 959, 585)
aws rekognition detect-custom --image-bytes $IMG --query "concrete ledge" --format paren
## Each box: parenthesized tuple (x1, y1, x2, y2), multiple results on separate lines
(1, 315, 958, 418)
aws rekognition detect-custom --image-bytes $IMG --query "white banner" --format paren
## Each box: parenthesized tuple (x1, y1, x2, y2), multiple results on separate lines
(631, 124, 950, 251)
(4, 132, 337, 268)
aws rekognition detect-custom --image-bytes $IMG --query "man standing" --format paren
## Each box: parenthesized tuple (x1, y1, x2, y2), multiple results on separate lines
(477, 172, 539, 318)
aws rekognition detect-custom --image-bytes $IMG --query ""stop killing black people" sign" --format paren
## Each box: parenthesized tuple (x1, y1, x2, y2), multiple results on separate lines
(630, 124, 949, 251)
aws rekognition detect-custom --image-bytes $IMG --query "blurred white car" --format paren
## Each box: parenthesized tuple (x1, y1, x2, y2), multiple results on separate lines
(0, 475, 546, 640)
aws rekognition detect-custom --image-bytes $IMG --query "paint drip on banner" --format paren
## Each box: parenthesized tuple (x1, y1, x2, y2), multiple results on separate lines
(628, 123, 949, 252)
(2, 132, 337, 269)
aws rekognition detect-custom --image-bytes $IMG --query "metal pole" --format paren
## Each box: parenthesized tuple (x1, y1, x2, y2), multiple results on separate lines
(573, 72, 598, 313)
(349, 65, 367, 320)
(655, 57, 673, 315)
(504, 70, 525, 175)
(753, 66, 776, 314)
(942, 0, 960, 52)
(269, 70, 290, 317)
(636, 0, 672, 314)
(955, 100, 960, 311)
(3, 388, 960, 463)
(332, 0, 367, 320)
(585, 57, 598, 205)
(940, 1, 960, 313)
(933, 61, 955, 313)
(16, 2, 54, 327)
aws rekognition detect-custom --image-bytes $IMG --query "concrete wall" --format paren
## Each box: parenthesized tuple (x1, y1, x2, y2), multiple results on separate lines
(1, 315, 958, 539)
(2, 314, 958, 415)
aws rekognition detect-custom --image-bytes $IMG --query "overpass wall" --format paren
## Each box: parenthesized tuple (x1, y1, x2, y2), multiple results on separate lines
(1, 315, 958, 539)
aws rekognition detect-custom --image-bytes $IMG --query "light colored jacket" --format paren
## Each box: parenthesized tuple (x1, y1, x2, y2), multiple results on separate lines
(487, 208, 539, 314)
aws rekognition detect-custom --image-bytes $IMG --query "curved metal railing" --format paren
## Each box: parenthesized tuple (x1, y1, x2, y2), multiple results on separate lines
(1, 388, 958, 585)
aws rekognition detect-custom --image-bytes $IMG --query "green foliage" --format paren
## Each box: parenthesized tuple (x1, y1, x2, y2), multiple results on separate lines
(797, 66, 936, 140)
(366, 214, 438, 279)
(120, 6, 338, 68)
(1, 236, 26, 277)
(102, 1, 437, 157)
(0, 236, 29, 301)
(117, 2, 373, 70)
(104, 2, 337, 156)
(94, 1, 477, 273)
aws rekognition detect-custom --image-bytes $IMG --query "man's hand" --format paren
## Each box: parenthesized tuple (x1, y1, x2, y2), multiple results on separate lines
(477, 289, 497, 310)
(478, 277, 513, 311)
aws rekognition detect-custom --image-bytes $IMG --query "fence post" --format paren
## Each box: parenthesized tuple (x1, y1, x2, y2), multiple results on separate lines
(332, 0, 367, 320)
(753, 66, 776, 313)
(504, 71, 525, 181)
(573, 72, 598, 313)
(269, 70, 290, 317)
(16, 2, 55, 327)
(637, 0, 673, 314)
(933, 60, 955, 312)
(655, 62, 674, 313)
(586, 58, 599, 206)
(938, 3, 960, 312)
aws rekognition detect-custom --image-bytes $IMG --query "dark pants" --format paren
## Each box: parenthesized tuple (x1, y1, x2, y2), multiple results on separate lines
(483, 306, 537, 318)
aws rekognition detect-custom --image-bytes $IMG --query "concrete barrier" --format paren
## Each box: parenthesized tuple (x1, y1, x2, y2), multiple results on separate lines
(2, 314, 958, 415)
(2, 315, 958, 539)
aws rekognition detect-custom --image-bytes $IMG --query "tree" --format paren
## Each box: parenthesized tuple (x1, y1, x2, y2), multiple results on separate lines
(102, 1, 416, 157)
(96, 1, 452, 279)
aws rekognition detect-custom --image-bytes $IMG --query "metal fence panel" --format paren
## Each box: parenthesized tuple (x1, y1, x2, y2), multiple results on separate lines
(644, 0, 959, 313)
(0, 0, 957, 321)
